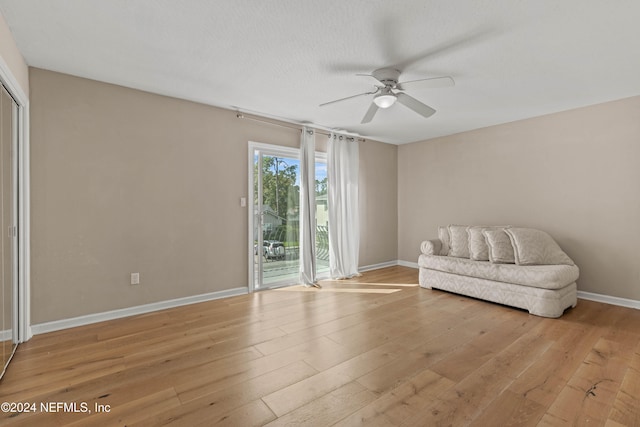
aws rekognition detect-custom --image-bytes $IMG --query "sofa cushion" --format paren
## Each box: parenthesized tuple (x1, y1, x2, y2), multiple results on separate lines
(418, 254, 579, 290)
(448, 225, 470, 258)
(438, 226, 450, 256)
(505, 228, 574, 266)
(483, 229, 515, 264)
(468, 226, 509, 261)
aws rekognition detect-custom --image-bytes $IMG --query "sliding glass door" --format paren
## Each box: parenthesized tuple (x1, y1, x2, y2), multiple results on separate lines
(249, 143, 328, 291)
(0, 84, 17, 378)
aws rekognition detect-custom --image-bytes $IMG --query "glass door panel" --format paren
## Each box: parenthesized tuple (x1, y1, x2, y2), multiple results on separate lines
(315, 159, 329, 277)
(252, 147, 301, 289)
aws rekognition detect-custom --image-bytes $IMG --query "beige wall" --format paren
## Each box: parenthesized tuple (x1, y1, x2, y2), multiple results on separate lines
(0, 12, 28, 97)
(30, 68, 398, 324)
(398, 96, 640, 301)
(359, 139, 398, 267)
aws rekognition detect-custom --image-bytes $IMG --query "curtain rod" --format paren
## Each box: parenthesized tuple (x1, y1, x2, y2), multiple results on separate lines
(236, 112, 365, 142)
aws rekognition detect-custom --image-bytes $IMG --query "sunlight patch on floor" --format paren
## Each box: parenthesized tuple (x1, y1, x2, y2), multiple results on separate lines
(318, 281, 419, 287)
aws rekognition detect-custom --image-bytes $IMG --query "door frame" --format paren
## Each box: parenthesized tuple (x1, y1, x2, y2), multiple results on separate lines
(0, 60, 30, 343)
(247, 142, 300, 293)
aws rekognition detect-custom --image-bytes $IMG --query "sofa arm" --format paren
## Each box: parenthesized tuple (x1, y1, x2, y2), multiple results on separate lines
(420, 239, 442, 256)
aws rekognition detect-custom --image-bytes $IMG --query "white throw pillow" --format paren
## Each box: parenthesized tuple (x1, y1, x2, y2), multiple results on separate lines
(483, 229, 515, 264)
(468, 226, 509, 261)
(505, 228, 574, 266)
(438, 225, 450, 256)
(448, 225, 470, 258)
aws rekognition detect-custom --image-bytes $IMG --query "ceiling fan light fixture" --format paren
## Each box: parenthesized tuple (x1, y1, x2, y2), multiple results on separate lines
(374, 89, 397, 108)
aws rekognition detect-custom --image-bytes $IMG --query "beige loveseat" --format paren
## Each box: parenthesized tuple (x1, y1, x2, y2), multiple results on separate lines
(419, 226, 579, 318)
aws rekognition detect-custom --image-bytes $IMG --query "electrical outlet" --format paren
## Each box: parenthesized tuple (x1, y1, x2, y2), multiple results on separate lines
(131, 273, 140, 285)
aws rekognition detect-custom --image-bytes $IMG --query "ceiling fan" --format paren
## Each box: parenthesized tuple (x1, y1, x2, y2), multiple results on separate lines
(320, 67, 454, 124)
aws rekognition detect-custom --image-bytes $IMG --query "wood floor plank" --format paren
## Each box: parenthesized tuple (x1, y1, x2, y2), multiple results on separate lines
(263, 381, 376, 427)
(261, 341, 408, 417)
(467, 390, 546, 427)
(543, 334, 637, 425)
(429, 311, 541, 382)
(1, 266, 638, 426)
(0, 355, 126, 402)
(203, 399, 276, 427)
(69, 388, 181, 426)
(506, 324, 604, 407)
(334, 369, 455, 426)
(131, 360, 317, 426)
(174, 337, 332, 402)
(606, 351, 640, 427)
(399, 318, 557, 426)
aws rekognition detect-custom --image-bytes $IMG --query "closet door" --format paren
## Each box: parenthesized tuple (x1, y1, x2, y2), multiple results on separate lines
(0, 84, 16, 378)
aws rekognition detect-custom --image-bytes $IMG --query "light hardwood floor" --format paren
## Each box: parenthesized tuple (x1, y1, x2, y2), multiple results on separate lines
(0, 266, 638, 426)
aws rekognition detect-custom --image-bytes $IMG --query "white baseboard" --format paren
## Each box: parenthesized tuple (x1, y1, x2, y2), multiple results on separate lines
(359, 260, 419, 271)
(577, 291, 640, 310)
(397, 260, 419, 269)
(31, 287, 248, 335)
(359, 260, 398, 272)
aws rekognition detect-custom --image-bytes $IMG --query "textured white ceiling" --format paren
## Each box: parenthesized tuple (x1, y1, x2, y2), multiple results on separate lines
(1, 0, 639, 144)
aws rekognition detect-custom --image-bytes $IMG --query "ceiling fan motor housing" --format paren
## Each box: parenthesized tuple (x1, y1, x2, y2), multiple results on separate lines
(372, 68, 401, 87)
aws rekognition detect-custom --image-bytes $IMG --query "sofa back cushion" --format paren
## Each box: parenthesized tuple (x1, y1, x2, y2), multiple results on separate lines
(438, 226, 450, 256)
(505, 228, 574, 266)
(483, 229, 516, 264)
(448, 225, 470, 258)
(468, 226, 509, 261)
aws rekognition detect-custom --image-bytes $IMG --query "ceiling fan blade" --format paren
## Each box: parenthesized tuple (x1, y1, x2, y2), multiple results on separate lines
(373, 16, 400, 65)
(319, 89, 377, 107)
(397, 76, 454, 91)
(361, 103, 379, 124)
(394, 27, 495, 71)
(324, 63, 376, 73)
(396, 93, 436, 119)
